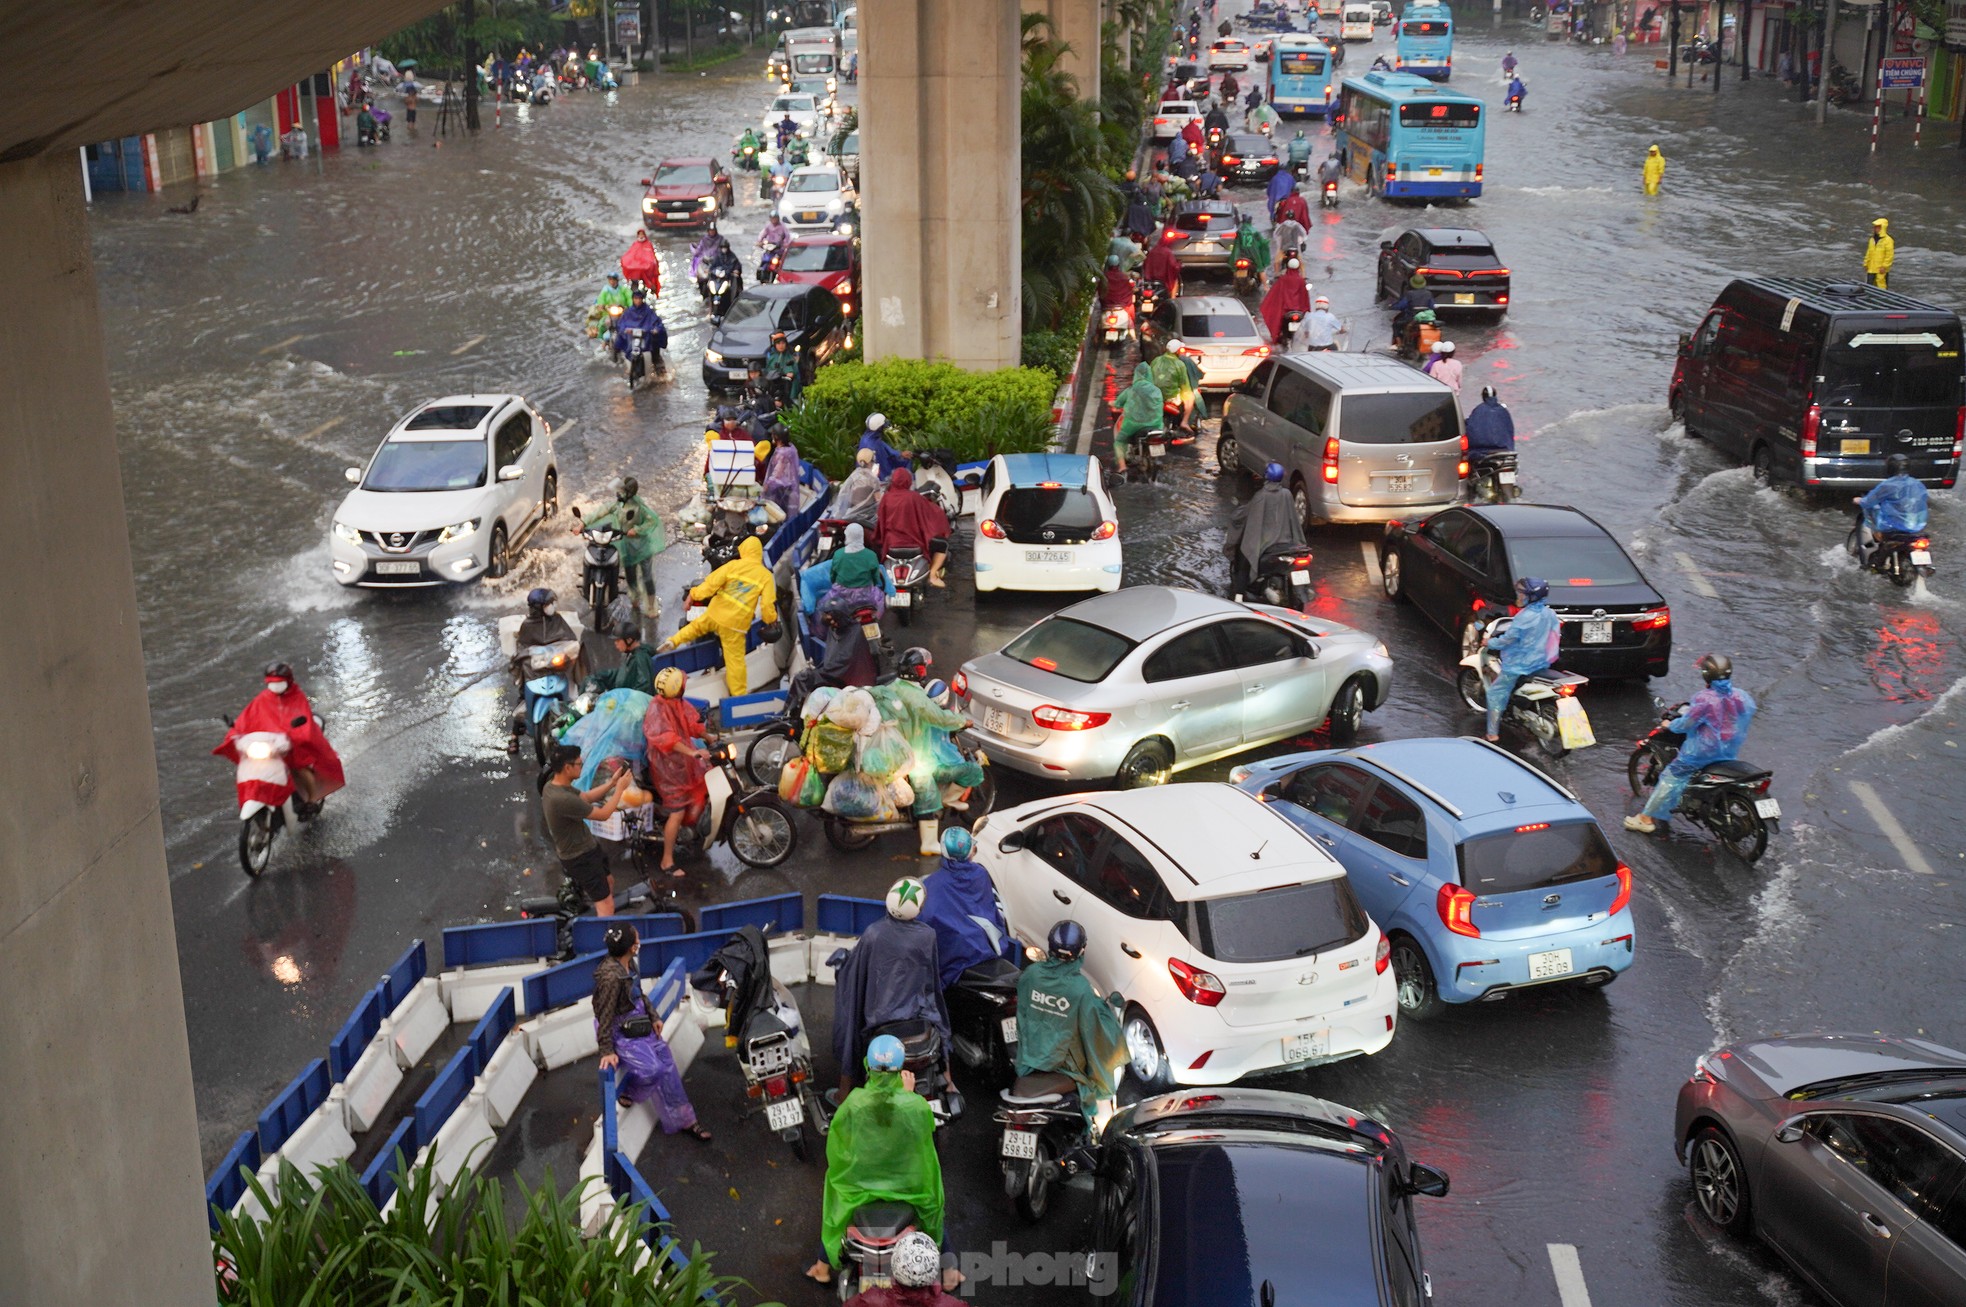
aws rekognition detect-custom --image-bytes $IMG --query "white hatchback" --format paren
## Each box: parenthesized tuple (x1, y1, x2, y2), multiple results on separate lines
(977, 784, 1398, 1089)
(329, 394, 557, 587)
(973, 453, 1121, 595)
(762, 93, 825, 140)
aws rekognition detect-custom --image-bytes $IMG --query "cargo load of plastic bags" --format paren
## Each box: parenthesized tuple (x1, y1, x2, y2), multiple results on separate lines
(562, 689, 654, 788)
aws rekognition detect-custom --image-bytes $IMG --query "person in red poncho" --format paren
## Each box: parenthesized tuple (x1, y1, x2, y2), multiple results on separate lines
(1260, 256, 1311, 341)
(214, 661, 345, 817)
(1272, 185, 1311, 231)
(620, 231, 661, 295)
(641, 667, 709, 876)
(1141, 229, 1183, 299)
(875, 466, 951, 589)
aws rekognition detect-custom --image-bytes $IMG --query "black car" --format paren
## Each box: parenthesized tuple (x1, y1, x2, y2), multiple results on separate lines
(1380, 503, 1672, 678)
(1375, 227, 1511, 317)
(701, 283, 849, 392)
(1089, 1088, 1449, 1306)
(1214, 131, 1281, 185)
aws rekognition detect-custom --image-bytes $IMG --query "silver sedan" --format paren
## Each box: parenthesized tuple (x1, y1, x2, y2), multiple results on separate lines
(953, 586, 1392, 787)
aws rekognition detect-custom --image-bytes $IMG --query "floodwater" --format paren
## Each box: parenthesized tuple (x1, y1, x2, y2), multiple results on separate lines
(89, 11, 1964, 1304)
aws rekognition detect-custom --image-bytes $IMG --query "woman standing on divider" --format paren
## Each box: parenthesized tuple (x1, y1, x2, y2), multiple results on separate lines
(594, 925, 712, 1140)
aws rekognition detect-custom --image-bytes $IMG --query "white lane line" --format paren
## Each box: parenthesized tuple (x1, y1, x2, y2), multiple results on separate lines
(258, 333, 303, 354)
(1674, 550, 1720, 599)
(1359, 540, 1382, 586)
(1073, 370, 1101, 456)
(451, 335, 487, 355)
(1547, 1244, 1594, 1307)
(1849, 781, 1937, 875)
(299, 417, 344, 441)
(550, 418, 578, 441)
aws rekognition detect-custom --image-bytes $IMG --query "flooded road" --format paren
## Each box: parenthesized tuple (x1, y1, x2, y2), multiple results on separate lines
(89, 12, 1965, 1304)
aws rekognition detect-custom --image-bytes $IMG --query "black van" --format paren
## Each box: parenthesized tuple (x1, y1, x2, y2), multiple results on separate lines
(1670, 277, 1963, 490)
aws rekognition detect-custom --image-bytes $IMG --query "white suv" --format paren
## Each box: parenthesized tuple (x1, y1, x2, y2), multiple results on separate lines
(330, 394, 558, 588)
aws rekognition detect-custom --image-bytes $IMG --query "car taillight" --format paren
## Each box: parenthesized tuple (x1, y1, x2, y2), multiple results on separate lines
(1323, 435, 1340, 483)
(1243, 345, 1271, 357)
(1162, 229, 1182, 243)
(1092, 520, 1118, 540)
(1496, 292, 1509, 305)
(1222, 154, 1241, 164)
(1168, 958, 1227, 1006)
(1631, 607, 1671, 631)
(1262, 157, 1278, 165)
(978, 519, 1006, 539)
(1032, 704, 1111, 731)
(1457, 459, 1470, 478)
(1953, 406, 1965, 459)
(1609, 863, 1632, 916)
(1474, 162, 1483, 181)
(1437, 884, 1479, 938)
(1460, 433, 1469, 453)
(1374, 932, 1390, 975)
(1800, 403, 1820, 458)
(952, 671, 968, 698)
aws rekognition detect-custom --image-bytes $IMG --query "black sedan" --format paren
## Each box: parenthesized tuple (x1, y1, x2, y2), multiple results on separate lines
(1375, 227, 1512, 316)
(1214, 131, 1281, 185)
(1089, 1088, 1449, 1306)
(1379, 503, 1672, 678)
(700, 283, 849, 392)
(1675, 1032, 1966, 1306)
(1159, 199, 1240, 273)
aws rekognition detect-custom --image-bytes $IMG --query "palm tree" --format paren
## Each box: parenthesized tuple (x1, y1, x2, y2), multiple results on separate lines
(1021, 13, 1119, 328)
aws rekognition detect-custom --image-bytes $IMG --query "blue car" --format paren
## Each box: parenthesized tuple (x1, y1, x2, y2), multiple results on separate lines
(1231, 737, 1633, 1018)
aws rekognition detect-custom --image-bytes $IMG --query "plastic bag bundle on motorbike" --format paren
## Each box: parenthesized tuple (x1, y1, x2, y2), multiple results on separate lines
(824, 771, 908, 822)
(804, 720, 857, 774)
(823, 686, 881, 737)
(856, 724, 915, 780)
(563, 689, 655, 788)
(868, 680, 982, 815)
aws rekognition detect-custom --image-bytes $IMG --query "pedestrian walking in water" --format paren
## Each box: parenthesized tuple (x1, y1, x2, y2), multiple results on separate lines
(1642, 145, 1666, 196)
(1864, 218, 1894, 289)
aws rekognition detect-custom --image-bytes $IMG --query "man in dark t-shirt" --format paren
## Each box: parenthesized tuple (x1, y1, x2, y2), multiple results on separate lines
(541, 745, 632, 915)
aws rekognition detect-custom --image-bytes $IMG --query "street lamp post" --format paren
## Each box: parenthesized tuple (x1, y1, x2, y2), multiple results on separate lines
(1669, 0, 1681, 77)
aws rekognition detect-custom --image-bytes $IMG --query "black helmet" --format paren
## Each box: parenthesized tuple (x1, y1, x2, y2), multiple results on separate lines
(1480, 385, 1498, 402)
(898, 647, 933, 682)
(1515, 576, 1551, 605)
(1697, 653, 1733, 684)
(1048, 920, 1088, 962)
(263, 661, 295, 680)
(526, 586, 554, 611)
(1886, 452, 1910, 476)
(619, 476, 639, 500)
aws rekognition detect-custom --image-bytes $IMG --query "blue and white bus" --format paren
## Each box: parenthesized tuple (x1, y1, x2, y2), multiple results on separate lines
(1393, 2, 1454, 80)
(1337, 72, 1484, 199)
(1271, 33, 1338, 116)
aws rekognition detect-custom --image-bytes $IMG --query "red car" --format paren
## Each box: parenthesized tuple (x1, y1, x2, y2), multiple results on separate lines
(771, 232, 860, 318)
(639, 157, 735, 230)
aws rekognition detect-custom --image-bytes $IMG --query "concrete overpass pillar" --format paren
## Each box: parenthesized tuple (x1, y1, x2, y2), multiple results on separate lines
(860, 0, 1022, 369)
(0, 152, 211, 1306)
(1023, 0, 1105, 102)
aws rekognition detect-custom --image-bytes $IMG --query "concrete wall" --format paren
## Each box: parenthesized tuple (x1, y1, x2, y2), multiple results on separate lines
(0, 151, 212, 1306)
(1024, 0, 1104, 102)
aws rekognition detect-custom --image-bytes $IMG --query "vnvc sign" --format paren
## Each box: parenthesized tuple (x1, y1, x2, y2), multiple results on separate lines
(1879, 56, 1927, 89)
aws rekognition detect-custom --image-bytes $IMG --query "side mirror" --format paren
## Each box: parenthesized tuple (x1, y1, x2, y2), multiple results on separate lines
(1300, 639, 1318, 660)
(570, 505, 583, 520)
(1677, 331, 1692, 353)
(997, 830, 1028, 854)
(344, 466, 362, 484)
(1379, 239, 1394, 251)
(1774, 1118, 1806, 1144)
(497, 463, 525, 482)
(639, 178, 652, 188)
(1404, 1162, 1451, 1198)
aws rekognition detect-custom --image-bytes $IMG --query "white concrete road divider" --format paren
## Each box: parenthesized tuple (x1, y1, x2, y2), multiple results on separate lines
(388, 976, 449, 1068)
(423, 1085, 497, 1189)
(479, 1037, 540, 1129)
(519, 995, 601, 1070)
(339, 1031, 405, 1133)
(248, 1101, 356, 1216)
(443, 959, 548, 1021)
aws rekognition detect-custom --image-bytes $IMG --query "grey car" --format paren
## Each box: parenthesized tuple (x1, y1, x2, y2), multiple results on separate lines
(1162, 200, 1241, 274)
(953, 586, 1392, 787)
(1140, 295, 1271, 392)
(1674, 1031, 1966, 1306)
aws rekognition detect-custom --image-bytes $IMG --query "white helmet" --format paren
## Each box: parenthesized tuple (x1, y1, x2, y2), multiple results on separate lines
(886, 876, 926, 921)
(892, 1231, 941, 1288)
(866, 412, 889, 432)
(1438, 341, 1457, 355)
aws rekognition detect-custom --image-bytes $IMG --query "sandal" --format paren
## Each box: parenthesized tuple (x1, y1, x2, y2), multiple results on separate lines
(686, 1123, 712, 1142)
(663, 864, 685, 879)
(617, 1095, 634, 1109)
(805, 1264, 833, 1285)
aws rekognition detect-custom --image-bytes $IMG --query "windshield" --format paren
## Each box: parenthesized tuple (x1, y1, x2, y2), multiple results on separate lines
(782, 242, 850, 272)
(772, 96, 814, 112)
(1191, 879, 1368, 963)
(788, 172, 839, 193)
(1821, 321, 1965, 408)
(363, 439, 487, 492)
(1458, 821, 1616, 895)
(1159, 102, 1196, 115)
(839, 133, 859, 152)
(1181, 312, 1258, 340)
(720, 295, 786, 330)
(404, 405, 490, 431)
(792, 53, 833, 73)
(1002, 617, 1135, 683)
(1223, 137, 1270, 156)
(653, 164, 713, 186)
(1428, 246, 1499, 268)
(1399, 101, 1480, 127)
(1506, 536, 1643, 589)
(1337, 391, 1461, 445)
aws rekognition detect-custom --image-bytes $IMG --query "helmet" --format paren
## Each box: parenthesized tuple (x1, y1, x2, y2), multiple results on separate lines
(1438, 341, 1456, 355)
(262, 661, 295, 681)
(1264, 461, 1285, 483)
(1285, 256, 1301, 270)
(654, 666, 686, 698)
(1697, 653, 1733, 684)
(866, 1033, 905, 1072)
(526, 586, 554, 611)
(1106, 254, 1121, 267)
(923, 677, 949, 704)
(1886, 452, 1910, 476)
(1480, 386, 1497, 402)
(942, 827, 974, 860)
(892, 1232, 941, 1289)
(886, 876, 926, 921)
(1314, 295, 1329, 307)
(1410, 273, 1428, 289)
(1515, 576, 1551, 605)
(866, 412, 889, 432)
(898, 646, 933, 682)
(1047, 919, 1088, 962)
(619, 476, 639, 500)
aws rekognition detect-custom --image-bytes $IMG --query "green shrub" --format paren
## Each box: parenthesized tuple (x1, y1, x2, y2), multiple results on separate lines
(1021, 329, 1080, 384)
(787, 358, 1060, 478)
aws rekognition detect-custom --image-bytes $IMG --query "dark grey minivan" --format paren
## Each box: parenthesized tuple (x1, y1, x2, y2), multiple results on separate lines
(1671, 277, 1964, 491)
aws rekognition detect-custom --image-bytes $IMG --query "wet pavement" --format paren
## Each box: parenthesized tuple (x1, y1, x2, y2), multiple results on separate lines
(89, 9, 1966, 1305)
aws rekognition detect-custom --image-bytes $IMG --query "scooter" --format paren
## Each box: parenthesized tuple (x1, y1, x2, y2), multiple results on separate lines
(219, 723, 304, 877)
(1232, 255, 1260, 297)
(1847, 509, 1935, 589)
(1100, 300, 1135, 351)
(1320, 177, 1339, 207)
(947, 957, 1022, 1089)
(733, 140, 762, 172)
(1455, 617, 1594, 759)
(757, 242, 785, 284)
(570, 510, 623, 627)
(1628, 708, 1779, 863)
(1241, 542, 1314, 609)
(834, 1203, 923, 1302)
(1135, 277, 1166, 320)
(595, 302, 626, 359)
(817, 990, 961, 1125)
(884, 546, 930, 627)
(1135, 425, 1170, 483)
(1469, 451, 1521, 503)
(618, 741, 800, 871)
(1280, 307, 1307, 353)
(996, 1072, 1093, 1223)
(910, 450, 962, 520)
(619, 327, 663, 388)
(819, 734, 996, 853)
(500, 614, 585, 765)
(690, 926, 825, 1159)
(1505, 89, 1524, 112)
(705, 272, 738, 323)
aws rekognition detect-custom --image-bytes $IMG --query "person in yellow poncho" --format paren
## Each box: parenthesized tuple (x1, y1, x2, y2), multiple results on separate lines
(661, 536, 777, 696)
(1642, 145, 1666, 197)
(1865, 218, 1894, 289)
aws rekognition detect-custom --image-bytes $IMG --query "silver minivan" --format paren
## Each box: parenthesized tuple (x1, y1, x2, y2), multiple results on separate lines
(1218, 354, 1466, 527)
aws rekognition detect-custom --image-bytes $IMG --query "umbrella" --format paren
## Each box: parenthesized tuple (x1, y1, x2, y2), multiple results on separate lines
(396, 58, 419, 68)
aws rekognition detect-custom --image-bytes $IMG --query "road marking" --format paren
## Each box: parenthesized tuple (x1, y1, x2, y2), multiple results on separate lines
(1359, 540, 1382, 586)
(1547, 1244, 1594, 1307)
(1849, 781, 1936, 875)
(1674, 550, 1719, 599)
(299, 417, 344, 441)
(550, 418, 577, 441)
(451, 335, 487, 355)
(258, 333, 303, 354)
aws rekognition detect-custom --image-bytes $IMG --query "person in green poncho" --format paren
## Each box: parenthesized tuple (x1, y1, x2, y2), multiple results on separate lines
(585, 271, 634, 339)
(1149, 345, 1200, 437)
(1112, 362, 1164, 476)
(584, 627, 657, 696)
(1231, 210, 1270, 286)
(1015, 920, 1126, 1126)
(575, 476, 666, 624)
(807, 1035, 951, 1289)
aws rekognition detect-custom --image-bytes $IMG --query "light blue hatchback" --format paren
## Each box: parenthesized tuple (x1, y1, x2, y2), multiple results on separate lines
(1231, 737, 1634, 1018)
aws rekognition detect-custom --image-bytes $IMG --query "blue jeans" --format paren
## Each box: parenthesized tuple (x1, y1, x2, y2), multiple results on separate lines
(1641, 758, 1699, 819)
(1484, 671, 1521, 735)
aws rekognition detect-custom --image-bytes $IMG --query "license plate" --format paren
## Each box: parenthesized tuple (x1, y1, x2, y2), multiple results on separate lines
(1193, 240, 1218, 252)
(1284, 1029, 1330, 1062)
(1001, 1016, 1019, 1044)
(1582, 620, 1613, 644)
(1912, 549, 1933, 565)
(1428, 167, 1443, 177)
(1385, 475, 1415, 492)
(1147, 441, 1168, 457)
(727, 368, 748, 379)
(1002, 1128, 1038, 1159)
(375, 561, 421, 575)
(1498, 470, 1517, 484)
(984, 707, 1010, 735)
(1455, 292, 1475, 304)
(764, 1097, 804, 1130)
(1754, 798, 1782, 819)
(1290, 568, 1311, 584)
(1528, 948, 1573, 980)
(1026, 549, 1073, 564)
(890, 590, 911, 608)
(1840, 438, 1872, 455)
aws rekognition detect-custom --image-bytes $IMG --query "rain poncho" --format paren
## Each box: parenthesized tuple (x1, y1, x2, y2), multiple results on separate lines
(763, 442, 802, 515)
(1141, 238, 1183, 297)
(829, 523, 885, 589)
(1116, 363, 1164, 437)
(620, 235, 660, 291)
(1860, 474, 1929, 535)
(1226, 480, 1306, 571)
(672, 537, 777, 697)
(1642, 145, 1666, 196)
(594, 281, 632, 311)
(920, 857, 1019, 988)
(1284, 134, 1314, 165)
(689, 230, 721, 279)
(1260, 268, 1311, 340)
(867, 679, 980, 816)
(215, 681, 346, 802)
(1150, 352, 1197, 415)
(819, 1069, 945, 1265)
(1666, 680, 1756, 770)
(588, 642, 657, 695)
(563, 689, 653, 788)
(1265, 168, 1296, 214)
(835, 463, 883, 526)
(1231, 217, 1271, 271)
(613, 303, 665, 358)
(1273, 190, 1310, 228)
(1014, 957, 1126, 1117)
(875, 468, 949, 558)
(831, 915, 950, 1079)
(1249, 102, 1281, 134)
(1464, 397, 1516, 453)
(1865, 219, 1895, 277)
(1490, 602, 1561, 677)
(858, 427, 910, 480)
(817, 606, 879, 687)
(642, 694, 708, 812)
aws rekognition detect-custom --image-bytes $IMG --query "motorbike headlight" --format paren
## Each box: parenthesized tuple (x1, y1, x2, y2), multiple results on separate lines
(836, 221, 855, 238)
(437, 518, 480, 544)
(836, 278, 854, 296)
(705, 348, 725, 365)
(244, 740, 278, 760)
(332, 520, 361, 544)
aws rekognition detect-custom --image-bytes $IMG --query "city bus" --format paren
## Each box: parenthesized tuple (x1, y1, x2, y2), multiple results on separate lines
(1393, 2, 1454, 80)
(1336, 71, 1484, 199)
(1271, 33, 1338, 116)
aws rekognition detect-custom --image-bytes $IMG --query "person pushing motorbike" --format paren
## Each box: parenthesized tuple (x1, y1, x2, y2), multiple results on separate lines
(1482, 577, 1560, 741)
(1624, 654, 1756, 836)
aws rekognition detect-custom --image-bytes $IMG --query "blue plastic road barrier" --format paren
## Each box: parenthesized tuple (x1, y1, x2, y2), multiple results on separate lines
(569, 912, 689, 956)
(520, 950, 607, 1014)
(441, 918, 559, 968)
(816, 894, 886, 937)
(700, 891, 804, 937)
(466, 987, 517, 1069)
(612, 1150, 693, 1272)
(204, 1130, 262, 1229)
(717, 687, 790, 728)
(328, 985, 385, 1081)
(649, 957, 689, 1020)
(600, 1064, 619, 1158)
(380, 939, 429, 1010)
(359, 1116, 418, 1209)
(256, 1058, 331, 1156)
(413, 1043, 480, 1146)
(639, 929, 728, 979)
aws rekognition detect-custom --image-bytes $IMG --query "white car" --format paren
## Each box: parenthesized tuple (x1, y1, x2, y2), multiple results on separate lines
(778, 163, 854, 229)
(1151, 99, 1202, 140)
(330, 394, 558, 587)
(1209, 38, 1252, 70)
(762, 93, 825, 140)
(973, 454, 1121, 594)
(977, 784, 1398, 1089)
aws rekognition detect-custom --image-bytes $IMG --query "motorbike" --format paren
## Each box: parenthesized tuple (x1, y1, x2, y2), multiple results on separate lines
(1242, 543, 1314, 609)
(1134, 277, 1166, 320)
(690, 926, 824, 1159)
(1205, 124, 1227, 154)
(1505, 89, 1524, 112)
(1100, 299, 1135, 351)
(218, 719, 314, 877)
(618, 326, 662, 388)
(834, 1202, 923, 1302)
(1395, 315, 1441, 360)
(1455, 617, 1594, 759)
(596, 302, 626, 359)
(996, 1071, 1093, 1223)
(910, 450, 962, 520)
(1847, 510, 1935, 588)
(733, 140, 761, 172)
(1469, 451, 1522, 503)
(619, 741, 800, 871)
(704, 272, 738, 324)
(1280, 307, 1307, 353)
(570, 510, 623, 626)
(883, 546, 931, 626)
(1232, 255, 1260, 297)
(1320, 178, 1339, 207)
(1628, 707, 1779, 863)
(757, 242, 785, 284)
(820, 733, 996, 853)
(947, 956, 1022, 1089)
(500, 614, 585, 765)
(1135, 425, 1170, 483)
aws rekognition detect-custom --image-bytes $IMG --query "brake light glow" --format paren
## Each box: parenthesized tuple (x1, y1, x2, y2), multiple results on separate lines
(1168, 958, 1227, 1005)
(978, 519, 1006, 539)
(1554, 682, 1579, 697)
(1953, 406, 1965, 459)
(1092, 519, 1119, 540)
(1457, 458, 1470, 478)
(1913, 537, 1931, 550)
(1222, 154, 1241, 165)
(1609, 863, 1632, 916)
(952, 671, 968, 698)
(1292, 554, 1312, 567)
(1032, 704, 1111, 731)
(1374, 932, 1390, 975)
(1243, 345, 1271, 357)
(1474, 162, 1483, 181)
(1496, 292, 1509, 305)
(1162, 229, 1182, 243)
(1418, 267, 1463, 280)
(1437, 884, 1479, 938)
(1800, 403, 1821, 458)
(1037, 481, 1063, 488)
(1261, 157, 1278, 166)
(1323, 435, 1340, 483)
(1514, 823, 1550, 833)
(1031, 656, 1058, 671)
(1460, 433, 1469, 453)
(1631, 607, 1671, 631)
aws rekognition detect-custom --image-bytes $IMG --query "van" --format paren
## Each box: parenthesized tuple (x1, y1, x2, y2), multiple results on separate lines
(1341, 3, 1376, 40)
(1220, 354, 1466, 526)
(781, 26, 840, 79)
(1672, 277, 1964, 490)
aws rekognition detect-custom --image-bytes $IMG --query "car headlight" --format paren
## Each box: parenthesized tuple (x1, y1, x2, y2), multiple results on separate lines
(1373, 641, 1390, 659)
(836, 278, 854, 296)
(641, 198, 656, 212)
(332, 520, 361, 544)
(437, 518, 480, 544)
(700, 195, 718, 210)
(705, 348, 725, 365)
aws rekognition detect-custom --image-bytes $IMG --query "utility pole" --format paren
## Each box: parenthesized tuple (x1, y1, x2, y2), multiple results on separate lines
(1817, 0, 1836, 122)
(1714, 0, 1724, 92)
(1669, 0, 1680, 77)
(463, 0, 481, 130)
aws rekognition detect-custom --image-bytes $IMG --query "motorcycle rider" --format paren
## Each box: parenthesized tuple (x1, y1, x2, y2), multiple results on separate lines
(1099, 254, 1135, 320)
(1230, 210, 1271, 285)
(642, 666, 710, 875)
(1106, 227, 1144, 272)
(662, 536, 776, 697)
(1465, 386, 1516, 457)
(688, 228, 723, 292)
(1853, 452, 1930, 566)
(1507, 74, 1527, 108)
(845, 1231, 962, 1307)
(1316, 151, 1343, 192)
(1389, 273, 1437, 349)
(1273, 180, 1312, 229)
(734, 125, 763, 168)
(580, 476, 666, 621)
(1140, 225, 1183, 298)
(216, 662, 346, 818)
(509, 587, 580, 755)
(1112, 362, 1163, 476)
(876, 467, 951, 590)
(1225, 462, 1308, 600)
(613, 289, 667, 385)
(1270, 211, 1308, 274)
(1301, 295, 1347, 351)
(1203, 100, 1232, 139)
(1219, 72, 1240, 105)
(1014, 921, 1127, 1128)
(587, 625, 657, 696)
(761, 329, 802, 405)
(1285, 127, 1314, 174)
(589, 271, 632, 336)
(619, 229, 660, 295)
(786, 133, 812, 167)
(1150, 342, 1200, 436)
(1481, 577, 1561, 741)
(775, 111, 799, 150)
(1260, 255, 1312, 342)
(919, 828, 1021, 988)
(1264, 162, 1296, 216)
(704, 237, 744, 312)
(1624, 654, 1756, 835)
(857, 412, 911, 480)
(1426, 339, 1464, 398)
(835, 448, 885, 528)
(1247, 96, 1281, 136)
(831, 878, 952, 1096)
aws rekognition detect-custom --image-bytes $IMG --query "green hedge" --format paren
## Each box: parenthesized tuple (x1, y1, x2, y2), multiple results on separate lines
(1020, 329, 1080, 383)
(781, 358, 1059, 479)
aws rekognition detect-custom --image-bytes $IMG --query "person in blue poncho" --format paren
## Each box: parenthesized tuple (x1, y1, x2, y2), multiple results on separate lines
(1625, 654, 1756, 835)
(1482, 576, 1561, 741)
(857, 412, 910, 480)
(918, 828, 1021, 989)
(1853, 452, 1930, 567)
